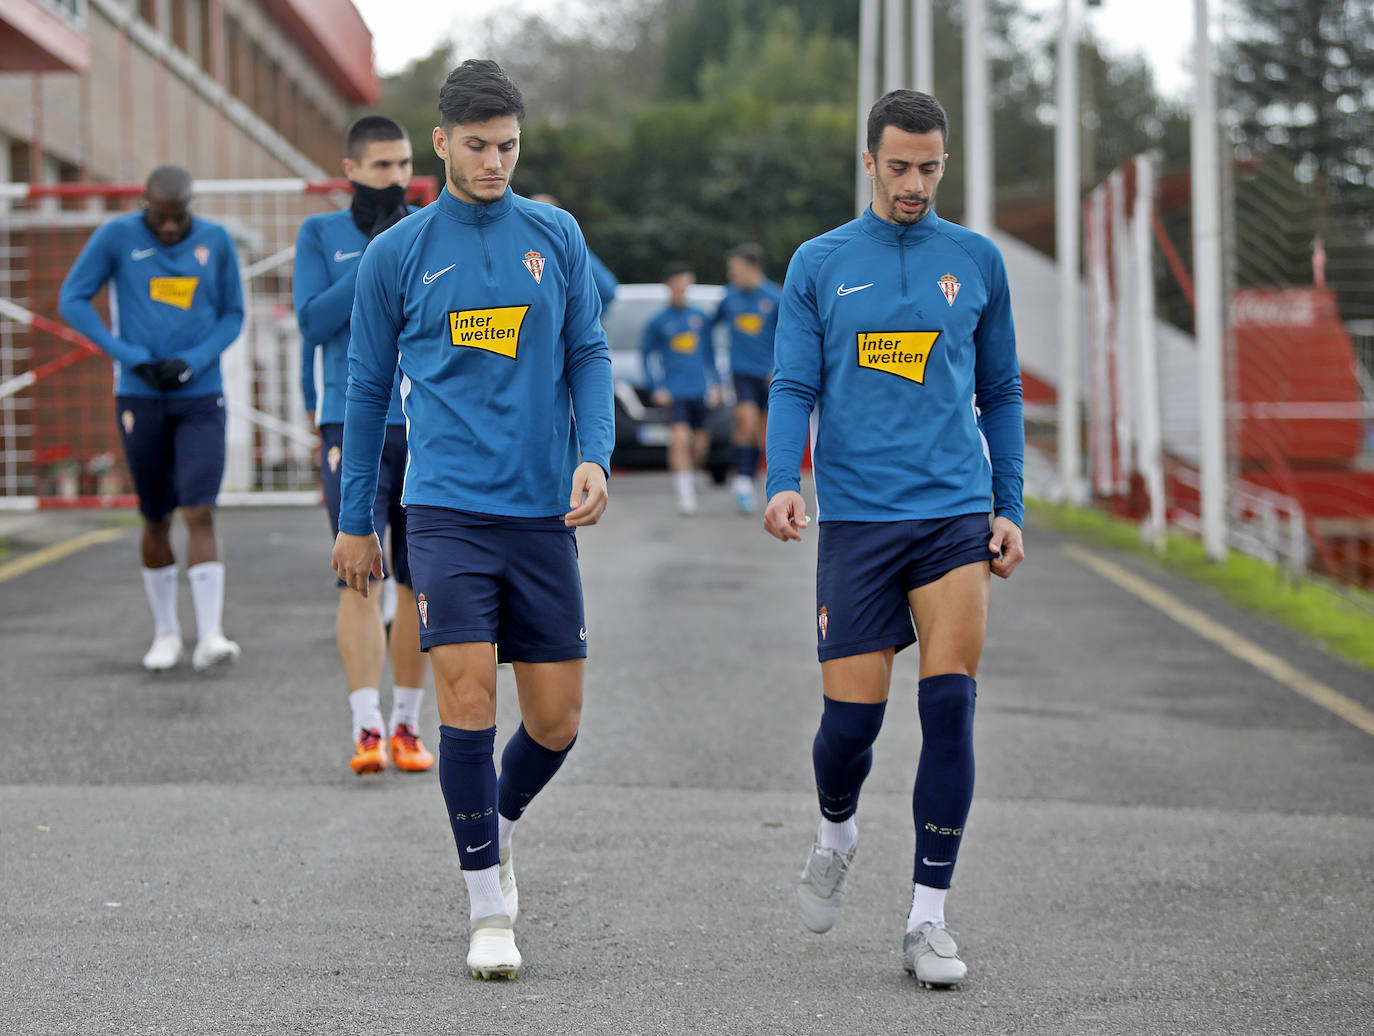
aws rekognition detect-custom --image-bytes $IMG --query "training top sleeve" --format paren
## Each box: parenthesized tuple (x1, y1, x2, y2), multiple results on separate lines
(559, 219, 614, 474)
(293, 218, 359, 349)
(57, 222, 154, 369)
(641, 313, 665, 393)
(971, 244, 1025, 527)
(338, 238, 402, 536)
(586, 249, 618, 312)
(180, 227, 245, 374)
(765, 247, 823, 499)
(700, 307, 720, 388)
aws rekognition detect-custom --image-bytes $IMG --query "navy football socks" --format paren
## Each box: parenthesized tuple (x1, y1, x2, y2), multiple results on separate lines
(912, 673, 977, 889)
(439, 725, 500, 871)
(812, 696, 887, 823)
(498, 722, 576, 823)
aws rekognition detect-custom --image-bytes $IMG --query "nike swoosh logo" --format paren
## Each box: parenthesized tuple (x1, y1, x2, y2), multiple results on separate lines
(922, 857, 953, 867)
(423, 263, 456, 284)
(821, 807, 849, 818)
(836, 282, 874, 296)
(333, 249, 362, 262)
(579, 627, 587, 641)
(465, 840, 492, 853)
(130, 248, 156, 260)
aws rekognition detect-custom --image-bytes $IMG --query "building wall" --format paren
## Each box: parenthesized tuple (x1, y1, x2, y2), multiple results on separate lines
(0, 0, 365, 185)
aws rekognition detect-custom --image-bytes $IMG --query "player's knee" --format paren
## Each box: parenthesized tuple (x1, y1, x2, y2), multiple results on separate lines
(917, 673, 976, 744)
(181, 504, 215, 530)
(817, 697, 886, 758)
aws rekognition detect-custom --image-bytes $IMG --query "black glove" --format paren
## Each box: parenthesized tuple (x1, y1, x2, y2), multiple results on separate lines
(155, 358, 194, 391)
(132, 362, 163, 391)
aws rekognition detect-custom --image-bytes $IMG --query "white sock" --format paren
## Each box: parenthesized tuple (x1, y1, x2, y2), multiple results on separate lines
(674, 471, 695, 500)
(907, 883, 949, 932)
(732, 473, 753, 495)
(380, 577, 397, 627)
(818, 816, 858, 854)
(463, 864, 507, 920)
(389, 685, 424, 730)
(498, 814, 517, 851)
(186, 561, 225, 640)
(141, 565, 180, 636)
(348, 687, 384, 740)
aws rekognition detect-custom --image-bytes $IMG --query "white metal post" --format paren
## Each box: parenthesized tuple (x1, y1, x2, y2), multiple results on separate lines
(857, 0, 880, 218)
(885, 0, 906, 93)
(1109, 167, 1133, 495)
(1055, 0, 1082, 502)
(963, 0, 992, 233)
(1134, 153, 1166, 551)
(1191, 0, 1227, 561)
(912, 0, 933, 94)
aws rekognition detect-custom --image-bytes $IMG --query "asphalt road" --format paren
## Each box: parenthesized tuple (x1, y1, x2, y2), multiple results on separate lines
(1, 474, 1371, 1035)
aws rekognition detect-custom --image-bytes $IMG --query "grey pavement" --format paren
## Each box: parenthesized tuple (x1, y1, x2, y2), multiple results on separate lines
(1, 474, 1371, 1035)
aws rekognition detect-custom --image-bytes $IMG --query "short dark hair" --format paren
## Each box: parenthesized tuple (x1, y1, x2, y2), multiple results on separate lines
(662, 260, 693, 281)
(344, 115, 407, 160)
(866, 90, 949, 155)
(726, 242, 765, 268)
(438, 59, 526, 130)
(145, 164, 192, 201)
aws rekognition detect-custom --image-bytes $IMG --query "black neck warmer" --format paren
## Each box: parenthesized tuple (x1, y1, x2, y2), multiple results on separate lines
(350, 181, 408, 238)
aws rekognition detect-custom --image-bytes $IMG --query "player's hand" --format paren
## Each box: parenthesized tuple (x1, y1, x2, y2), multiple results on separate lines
(131, 362, 163, 391)
(651, 388, 672, 407)
(565, 462, 608, 527)
(331, 531, 384, 595)
(988, 516, 1025, 579)
(763, 490, 810, 542)
(155, 358, 193, 391)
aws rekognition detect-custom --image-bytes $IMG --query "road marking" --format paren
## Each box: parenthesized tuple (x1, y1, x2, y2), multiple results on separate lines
(0, 527, 125, 583)
(1063, 544, 1374, 739)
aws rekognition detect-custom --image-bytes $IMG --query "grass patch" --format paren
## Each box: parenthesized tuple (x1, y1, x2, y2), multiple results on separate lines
(1028, 499, 1374, 673)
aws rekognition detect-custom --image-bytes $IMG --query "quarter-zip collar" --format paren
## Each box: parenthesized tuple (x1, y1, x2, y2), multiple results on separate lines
(437, 185, 514, 225)
(858, 204, 942, 246)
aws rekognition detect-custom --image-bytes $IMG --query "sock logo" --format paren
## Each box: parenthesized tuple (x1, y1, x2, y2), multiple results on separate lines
(465, 840, 493, 853)
(923, 823, 963, 836)
(922, 857, 953, 867)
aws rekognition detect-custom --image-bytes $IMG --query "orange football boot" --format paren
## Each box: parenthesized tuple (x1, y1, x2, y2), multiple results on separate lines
(390, 723, 435, 772)
(351, 728, 388, 775)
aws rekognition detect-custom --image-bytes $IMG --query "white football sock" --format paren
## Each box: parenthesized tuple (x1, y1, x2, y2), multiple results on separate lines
(389, 685, 424, 730)
(463, 864, 507, 920)
(674, 471, 695, 500)
(141, 565, 180, 636)
(348, 687, 384, 740)
(819, 816, 858, 854)
(498, 814, 517, 851)
(186, 561, 225, 640)
(733, 473, 753, 495)
(907, 883, 949, 932)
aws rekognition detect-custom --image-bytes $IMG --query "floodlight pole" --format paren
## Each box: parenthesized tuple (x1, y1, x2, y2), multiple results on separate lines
(1191, 0, 1228, 561)
(885, 0, 905, 93)
(912, 0, 933, 94)
(1055, 0, 1082, 502)
(963, 0, 991, 233)
(857, 0, 880, 218)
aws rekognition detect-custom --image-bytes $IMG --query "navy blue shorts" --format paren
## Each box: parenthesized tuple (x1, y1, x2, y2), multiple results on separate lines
(668, 397, 709, 430)
(405, 505, 587, 662)
(733, 372, 770, 411)
(815, 513, 994, 662)
(320, 422, 411, 587)
(116, 394, 226, 521)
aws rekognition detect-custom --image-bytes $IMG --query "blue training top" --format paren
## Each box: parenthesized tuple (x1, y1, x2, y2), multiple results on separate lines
(587, 249, 618, 314)
(713, 280, 782, 379)
(641, 304, 718, 400)
(339, 187, 614, 533)
(59, 212, 244, 397)
(766, 207, 1024, 526)
(293, 207, 407, 426)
